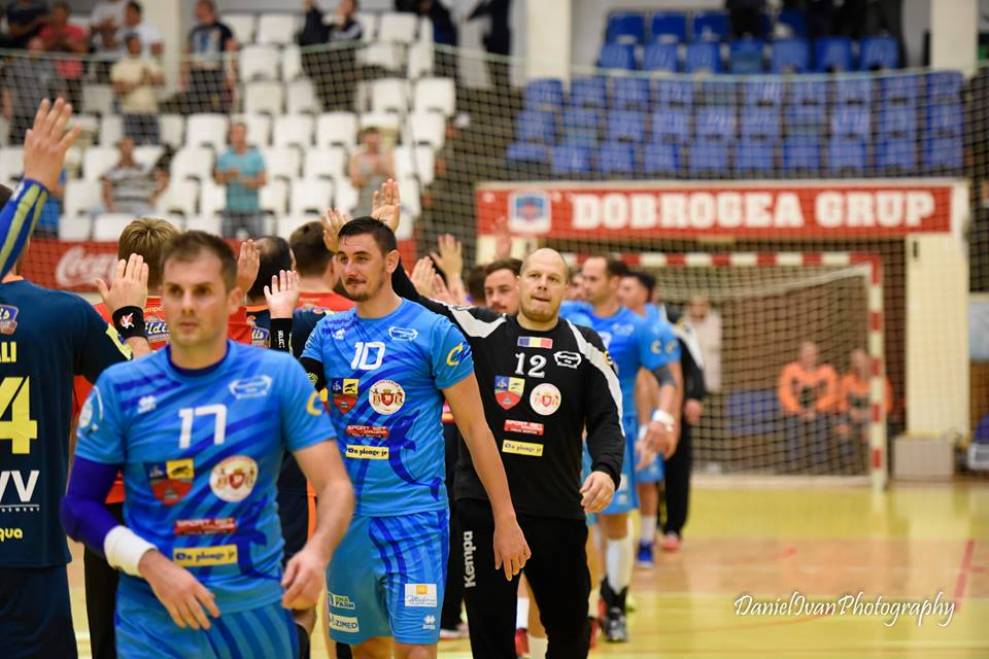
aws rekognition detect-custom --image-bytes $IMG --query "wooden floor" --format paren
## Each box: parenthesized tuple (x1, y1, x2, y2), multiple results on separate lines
(68, 481, 989, 658)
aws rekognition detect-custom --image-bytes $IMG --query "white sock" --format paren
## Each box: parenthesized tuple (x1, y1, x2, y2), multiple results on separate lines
(528, 633, 548, 659)
(606, 536, 633, 593)
(588, 584, 600, 617)
(516, 596, 529, 629)
(640, 516, 657, 544)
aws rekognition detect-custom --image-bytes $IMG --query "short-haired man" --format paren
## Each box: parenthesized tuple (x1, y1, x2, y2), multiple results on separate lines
(111, 31, 163, 144)
(483, 258, 522, 314)
(215, 121, 267, 238)
(184, 0, 237, 113)
(289, 220, 354, 312)
(778, 340, 838, 472)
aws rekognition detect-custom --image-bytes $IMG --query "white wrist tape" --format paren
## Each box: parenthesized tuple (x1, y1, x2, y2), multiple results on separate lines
(637, 425, 648, 441)
(652, 409, 675, 430)
(104, 525, 156, 577)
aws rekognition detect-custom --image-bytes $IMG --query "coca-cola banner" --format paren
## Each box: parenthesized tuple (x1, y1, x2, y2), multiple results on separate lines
(476, 180, 964, 239)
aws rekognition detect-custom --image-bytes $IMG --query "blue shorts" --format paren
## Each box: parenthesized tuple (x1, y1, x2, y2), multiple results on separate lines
(636, 452, 665, 483)
(327, 510, 448, 646)
(583, 418, 640, 516)
(115, 594, 297, 659)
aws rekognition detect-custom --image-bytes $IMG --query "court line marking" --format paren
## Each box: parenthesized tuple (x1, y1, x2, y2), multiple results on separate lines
(953, 538, 975, 611)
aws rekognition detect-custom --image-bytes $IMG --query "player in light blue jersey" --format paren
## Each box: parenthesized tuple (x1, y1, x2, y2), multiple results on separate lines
(559, 255, 681, 644)
(301, 216, 529, 658)
(61, 231, 355, 659)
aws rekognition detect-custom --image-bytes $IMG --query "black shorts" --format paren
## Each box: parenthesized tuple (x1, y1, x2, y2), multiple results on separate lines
(0, 564, 77, 658)
(278, 453, 313, 565)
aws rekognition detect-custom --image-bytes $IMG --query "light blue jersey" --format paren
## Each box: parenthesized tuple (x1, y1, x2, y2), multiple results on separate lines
(75, 341, 334, 615)
(637, 303, 682, 483)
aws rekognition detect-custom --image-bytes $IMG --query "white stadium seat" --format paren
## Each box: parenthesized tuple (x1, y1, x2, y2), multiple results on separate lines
(156, 180, 199, 217)
(185, 214, 222, 236)
(394, 145, 435, 185)
(277, 215, 321, 240)
(62, 179, 100, 220)
(92, 213, 136, 241)
(304, 146, 348, 181)
(233, 113, 272, 147)
(418, 17, 433, 44)
(199, 182, 227, 219)
(399, 177, 421, 217)
(71, 113, 100, 141)
(134, 145, 165, 170)
(286, 79, 320, 114)
(290, 178, 333, 215)
(371, 78, 410, 115)
(406, 112, 446, 149)
(0, 147, 23, 183)
(243, 80, 285, 115)
(359, 42, 402, 71)
(315, 112, 358, 149)
(262, 146, 302, 180)
(159, 114, 185, 149)
(378, 12, 418, 44)
(260, 178, 289, 215)
(360, 112, 401, 133)
(82, 84, 114, 115)
(239, 44, 279, 80)
(407, 40, 434, 79)
(58, 215, 93, 241)
(83, 146, 119, 181)
(352, 12, 377, 42)
(171, 146, 216, 182)
(98, 114, 123, 146)
(272, 114, 314, 148)
(414, 77, 456, 116)
(281, 44, 303, 80)
(256, 13, 298, 45)
(334, 178, 358, 214)
(186, 114, 230, 151)
(224, 13, 257, 45)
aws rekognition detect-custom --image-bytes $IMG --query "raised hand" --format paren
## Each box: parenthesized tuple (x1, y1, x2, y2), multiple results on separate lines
(23, 98, 81, 192)
(430, 234, 463, 279)
(264, 269, 300, 319)
(493, 216, 513, 260)
(410, 256, 436, 298)
(236, 240, 260, 298)
(370, 178, 401, 233)
(96, 253, 148, 314)
(320, 208, 350, 254)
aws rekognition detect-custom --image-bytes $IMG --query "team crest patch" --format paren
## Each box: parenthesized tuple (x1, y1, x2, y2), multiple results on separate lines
(0, 305, 18, 334)
(146, 459, 194, 506)
(369, 380, 405, 415)
(494, 376, 525, 410)
(529, 383, 562, 416)
(331, 378, 360, 414)
(209, 455, 258, 503)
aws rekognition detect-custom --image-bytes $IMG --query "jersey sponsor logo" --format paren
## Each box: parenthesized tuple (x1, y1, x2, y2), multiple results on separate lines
(388, 326, 418, 342)
(517, 336, 553, 349)
(209, 455, 258, 503)
(146, 317, 169, 343)
(369, 380, 405, 415)
(446, 344, 464, 366)
(330, 593, 356, 610)
(345, 445, 389, 460)
(504, 420, 543, 436)
(404, 583, 438, 608)
(494, 376, 525, 410)
(0, 469, 39, 512)
(502, 439, 544, 457)
(463, 531, 477, 588)
(137, 395, 156, 414)
(306, 391, 324, 416)
(554, 351, 582, 369)
(0, 305, 19, 334)
(612, 323, 635, 336)
(0, 341, 16, 364)
(174, 517, 237, 535)
(251, 326, 270, 347)
(329, 613, 360, 633)
(173, 544, 238, 567)
(345, 425, 389, 438)
(0, 527, 23, 542)
(147, 460, 193, 506)
(228, 375, 273, 400)
(331, 378, 359, 414)
(529, 383, 562, 416)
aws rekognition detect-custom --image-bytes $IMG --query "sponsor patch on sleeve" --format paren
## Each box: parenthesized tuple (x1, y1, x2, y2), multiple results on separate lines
(502, 440, 545, 457)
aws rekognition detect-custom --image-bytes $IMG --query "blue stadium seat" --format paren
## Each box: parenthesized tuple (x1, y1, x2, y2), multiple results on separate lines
(652, 108, 691, 143)
(606, 110, 646, 142)
(924, 136, 962, 173)
(789, 79, 829, 105)
(741, 108, 781, 140)
(927, 71, 963, 103)
(828, 136, 868, 173)
(598, 43, 637, 70)
(611, 76, 651, 111)
(783, 137, 822, 171)
(699, 79, 737, 105)
(651, 11, 687, 43)
(696, 106, 737, 141)
(642, 42, 679, 72)
(692, 10, 729, 42)
(506, 142, 549, 166)
(878, 105, 917, 139)
(685, 42, 721, 73)
(642, 142, 680, 175)
(730, 39, 765, 74)
(880, 75, 920, 106)
(784, 105, 826, 136)
(569, 76, 607, 110)
(595, 142, 637, 175)
(744, 79, 784, 107)
(734, 139, 776, 174)
(877, 138, 916, 173)
(551, 144, 592, 176)
(606, 12, 646, 44)
(834, 76, 873, 106)
(859, 35, 899, 70)
(515, 110, 557, 143)
(561, 108, 603, 146)
(726, 389, 781, 437)
(770, 38, 810, 73)
(926, 101, 963, 137)
(688, 139, 731, 174)
(830, 106, 870, 139)
(815, 37, 854, 72)
(654, 79, 694, 108)
(777, 8, 808, 39)
(524, 78, 564, 111)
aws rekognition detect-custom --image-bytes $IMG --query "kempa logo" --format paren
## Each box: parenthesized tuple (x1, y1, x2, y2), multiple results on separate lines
(463, 530, 477, 589)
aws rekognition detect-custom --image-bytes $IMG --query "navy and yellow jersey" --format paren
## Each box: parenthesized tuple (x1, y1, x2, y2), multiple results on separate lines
(74, 341, 335, 613)
(0, 180, 48, 281)
(302, 299, 472, 517)
(0, 278, 131, 567)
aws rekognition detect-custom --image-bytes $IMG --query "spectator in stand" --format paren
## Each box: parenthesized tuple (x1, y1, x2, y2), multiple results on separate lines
(467, 0, 512, 89)
(299, 0, 363, 111)
(836, 348, 893, 471)
(38, 1, 86, 108)
(90, 0, 126, 52)
(409, 0, 458, 78)
(214, 121, 267, 238)
(726, 0, 767, 39)
(35, 169, 66, 237)
(684, 295, 722, 394)
(100, 136, 167, 217)
(120, 0, 162, 57)
(1, 36, 65, 143)
(349, 127, 394, 216)
(184, 0, 237, 113)
(111, 32, 164, 144)
(778, 341, 838, 473)
(3, 0, 49, 49)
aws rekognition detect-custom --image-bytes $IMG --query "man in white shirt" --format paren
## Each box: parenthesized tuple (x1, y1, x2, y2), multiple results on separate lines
(685, 295, 722, 394)
(111, 33, 163, 144)
(120, 0, 162, 57)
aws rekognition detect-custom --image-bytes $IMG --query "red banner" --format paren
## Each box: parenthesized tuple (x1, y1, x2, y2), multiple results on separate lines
(476, 180, 958, 239)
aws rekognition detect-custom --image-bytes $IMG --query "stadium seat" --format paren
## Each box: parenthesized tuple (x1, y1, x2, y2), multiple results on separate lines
(642, 43, 679, 72)
(877, 138, 916, 173)
(834, 76, 873, 106)
(692, 11, 729, 42)
(98, 114, 123, 146)
(524, 78, 565, 111)
(72, 114, 100, 141)
(198, 181, 227, 219)
(926, 101, 963, 137)
(159, 114, 185, 149)
(360, 42, 402, 71)
(506, 141, 550, 167)
(685, 42, 721, 73)
(260, 179, 289, 215)
(770, 38, 810, 73)
(827, 136, 868, 173)
(830, 106, 870, 139)
(650, 12, 687, 44)
(378, 12, 419, 44)
(598, 43, 637, 70)
(815, 37, 854, 72)
(243, 81, 285, 115)
(398, 177, 421, 217)
(740, 108, 781, 140)
(224, 13, 256, 45)
(782, 137, 822, 171)
(515, 110, 556, 143)
(406, 39, 434, 78)
(303, 145, 347, 181)
(606, 12, 645, 44)
(315, 112, 358, 149)
(734, 139, 776, 174)
(414, 77, 455, 116)
(82, 84, 114, 115)
(859, 35, 899, 70)
(157, 180, 200, 217)
(569, 76, 608, 110)
(170, 146, 216, 182)
(186, 114, 230, 151)
(0, 147, 21, 185)
(784, 105, 826, 136)
(606, 110, 646, 143)
(83, 146, 119, 181)
(290, 178, 333, 215)
(777, 8, 808, 38)
(642, 142, 679, 175)
(687, 139, 730, 174)
(611, 77, 650, 111)
(256, 14, 297, 45)
(233, 113, 272, 146)
(551, 144, 592, 176)
(352, 12, 377, 42)
(654, 79, 694, 108)
(406, 112, 446, 149)
(726, 389, 780, 436)
(62, 179, 99, 219)
(394, 145, 435, 185)
(878, 105, 917, 139)
(333, 178, 359, 214)
(927, 71, 963, 102)
(696, 106, 737, 141)
(880, 74, 920, 106)
(239, 45, 279, 80)
(744, 79, 784, 107)
(561, 108, 602, 146)
(651, 108, 690, 144)
(134, 145, 164, 170)
(286, 79, 320, 114)
(359, 112, 401, 133)
(371, 78, 411, 115)
(789, 79, 829, 105)
(281, 44, 303, 81)
(91, 213, 134, 241)
(272, 115, 314, 148)
(594, 142, 637, 175)
(729, 39, 764, 74)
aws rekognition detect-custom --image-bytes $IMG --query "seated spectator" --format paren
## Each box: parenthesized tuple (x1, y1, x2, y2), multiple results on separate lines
(90, 0, 126, 54)
(3, 0, 49, 49)
(777, 340, 838, 472)
(120, 0, 162, 57)
(2, 36, 66, 143)
(35, 168, 66, 237)
(111, 32, 163, 144)
(836, 348, 893, 470)
(299, 0, 363, 110)
(349, 127, 394, 216)
(38, 2, 87, 108)
(214, 122, 267, 238)
(685, 294, 722, 394)
(100, 136, 166, 216)
(183, 0, 237, 114)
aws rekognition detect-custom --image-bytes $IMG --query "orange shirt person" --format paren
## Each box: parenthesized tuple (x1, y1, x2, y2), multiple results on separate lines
(837, 348, 893, 441)
(778, 341, 838, 420)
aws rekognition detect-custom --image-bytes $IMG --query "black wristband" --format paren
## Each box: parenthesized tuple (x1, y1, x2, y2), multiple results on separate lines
(111, 306, 146, 340)
(269, 318, 292, 352)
